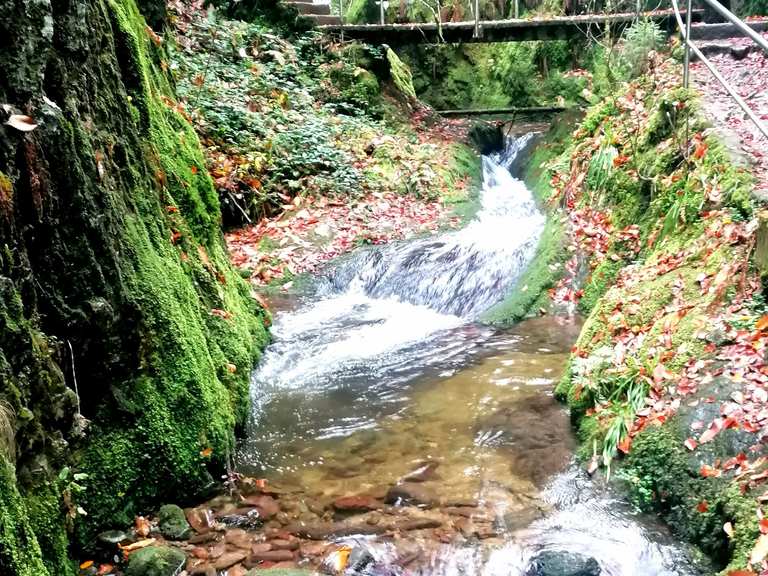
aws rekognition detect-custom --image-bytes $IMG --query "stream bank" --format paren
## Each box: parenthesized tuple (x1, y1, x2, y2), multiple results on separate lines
(517, 50, 768, 573)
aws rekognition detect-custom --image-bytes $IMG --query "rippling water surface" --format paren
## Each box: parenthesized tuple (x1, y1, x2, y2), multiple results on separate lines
(237, 135, 706, 576)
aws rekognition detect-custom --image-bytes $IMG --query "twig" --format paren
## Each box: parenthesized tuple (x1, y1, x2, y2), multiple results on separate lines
(67, 340, 81, 416)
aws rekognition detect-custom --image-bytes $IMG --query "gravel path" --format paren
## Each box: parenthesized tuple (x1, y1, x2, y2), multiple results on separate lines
(690, 32, 768, 196)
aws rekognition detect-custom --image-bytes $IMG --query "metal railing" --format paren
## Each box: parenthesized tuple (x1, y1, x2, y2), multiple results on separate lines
(672, 0, 768, 140)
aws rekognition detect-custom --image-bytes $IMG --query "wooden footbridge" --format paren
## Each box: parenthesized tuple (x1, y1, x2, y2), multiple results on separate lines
(312, 9, 697, 45)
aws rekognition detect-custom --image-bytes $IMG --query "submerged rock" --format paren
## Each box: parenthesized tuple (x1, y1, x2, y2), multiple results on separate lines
(125, 545, 186, 576)
(384, 483, 436, 507)
(333, 495, 383, 513)
(526, 550, 601, 576)
(158, 504, 192, 540)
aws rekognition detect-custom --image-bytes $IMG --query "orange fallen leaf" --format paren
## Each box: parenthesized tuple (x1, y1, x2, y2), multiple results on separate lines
(757, 315, 768, 331)
(700, 464, 722, 478)
(97, 564, 114, 575)
(617, 434, 632, 455)
(119, 538, 156, 553)
(135, 515, 151, 538)
(80, 560, 94, 570)
(200, 447, 213, 458)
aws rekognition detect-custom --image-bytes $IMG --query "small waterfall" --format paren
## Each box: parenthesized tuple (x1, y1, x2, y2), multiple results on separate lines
(248, 134, 545, 393)
(322, 133, 545, 317)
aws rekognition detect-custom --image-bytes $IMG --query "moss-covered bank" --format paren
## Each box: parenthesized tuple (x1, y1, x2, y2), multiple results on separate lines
(517, 54, 764, 571)
(0, 0, 268, 572)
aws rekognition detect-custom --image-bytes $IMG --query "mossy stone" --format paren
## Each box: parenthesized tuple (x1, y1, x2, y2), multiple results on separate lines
(157, 504, 191, 540)
(125, 546, 186, 576)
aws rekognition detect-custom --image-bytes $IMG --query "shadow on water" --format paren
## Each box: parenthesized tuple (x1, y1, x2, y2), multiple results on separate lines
(236, 135, 708, 576)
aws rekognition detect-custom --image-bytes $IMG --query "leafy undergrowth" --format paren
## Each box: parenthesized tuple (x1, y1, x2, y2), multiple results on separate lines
(538, 51, 768, 572)
(167, 2, 479, 286)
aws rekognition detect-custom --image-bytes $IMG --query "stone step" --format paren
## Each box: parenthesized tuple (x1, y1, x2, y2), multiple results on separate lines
(303, 14, 342, 25)
(689, 20, 768, 41)
(284, 1, 332, 15)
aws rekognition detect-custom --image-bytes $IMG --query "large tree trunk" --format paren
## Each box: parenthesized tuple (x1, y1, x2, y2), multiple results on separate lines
(0, 1, 268, 573)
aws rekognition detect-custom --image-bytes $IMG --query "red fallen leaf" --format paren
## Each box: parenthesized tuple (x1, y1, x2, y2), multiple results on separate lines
(166, 205, 179, 214)
(697, 500, 709, 513)
(97, 565, 114, 576)
(693, 141, 708, 160)
(170, 230, 182, 244)
(684, 438, 698, 451)
(190, 166, 198, 175)
(759, 518, 768, 534)
(726, 571, 756, 576)
(700, 464, 722, 478)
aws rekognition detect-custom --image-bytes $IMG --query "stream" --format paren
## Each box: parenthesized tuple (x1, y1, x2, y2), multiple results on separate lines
(235, 134, 705, 576)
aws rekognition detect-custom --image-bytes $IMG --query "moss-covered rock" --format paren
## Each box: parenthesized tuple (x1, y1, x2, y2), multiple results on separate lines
(157, 504, 191, 540)
(125, 546, 186, 576)
(0, 0, 268, 571)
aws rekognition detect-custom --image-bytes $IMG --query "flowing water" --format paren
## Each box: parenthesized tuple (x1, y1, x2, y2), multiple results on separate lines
(237, 135, 705, 576)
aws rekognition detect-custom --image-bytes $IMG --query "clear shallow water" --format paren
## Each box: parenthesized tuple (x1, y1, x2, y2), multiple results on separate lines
(237, 136, 706, 576)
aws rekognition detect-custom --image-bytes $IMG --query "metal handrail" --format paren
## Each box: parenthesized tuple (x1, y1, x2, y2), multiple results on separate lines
(672, 0, 768, 140)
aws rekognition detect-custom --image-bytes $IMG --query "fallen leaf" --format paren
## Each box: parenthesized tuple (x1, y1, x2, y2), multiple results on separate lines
(120, 538, 156, 553)
(135, 516, 151, 538)
(750, 533, 768, 565)
(80, 560, 94, 570)
(684, 438, 698, 451)
(724, 521, 734, 538)
(697, 500, 709, 513)
(200, 447, 213, 458)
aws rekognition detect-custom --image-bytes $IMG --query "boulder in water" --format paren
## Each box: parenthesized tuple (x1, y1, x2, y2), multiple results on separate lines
(469, 121, 504, 155)
(526, 550, 601, 576)
(125, 545, 186, 576)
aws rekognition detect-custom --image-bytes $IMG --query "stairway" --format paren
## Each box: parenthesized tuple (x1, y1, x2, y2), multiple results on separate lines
(283, 1, 342, 25)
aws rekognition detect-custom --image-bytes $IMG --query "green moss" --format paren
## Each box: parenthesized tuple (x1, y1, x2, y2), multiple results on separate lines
(622, 424, 758, 571)
(577, 257, 622, 314)
(126, 545, 186, 576)
(0, 459, 52, 576)
(386, 48, 416, 100)
(24, 481, 77, 576)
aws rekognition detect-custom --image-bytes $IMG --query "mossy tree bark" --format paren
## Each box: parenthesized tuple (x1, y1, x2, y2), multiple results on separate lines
(0, 0, 269, 573)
